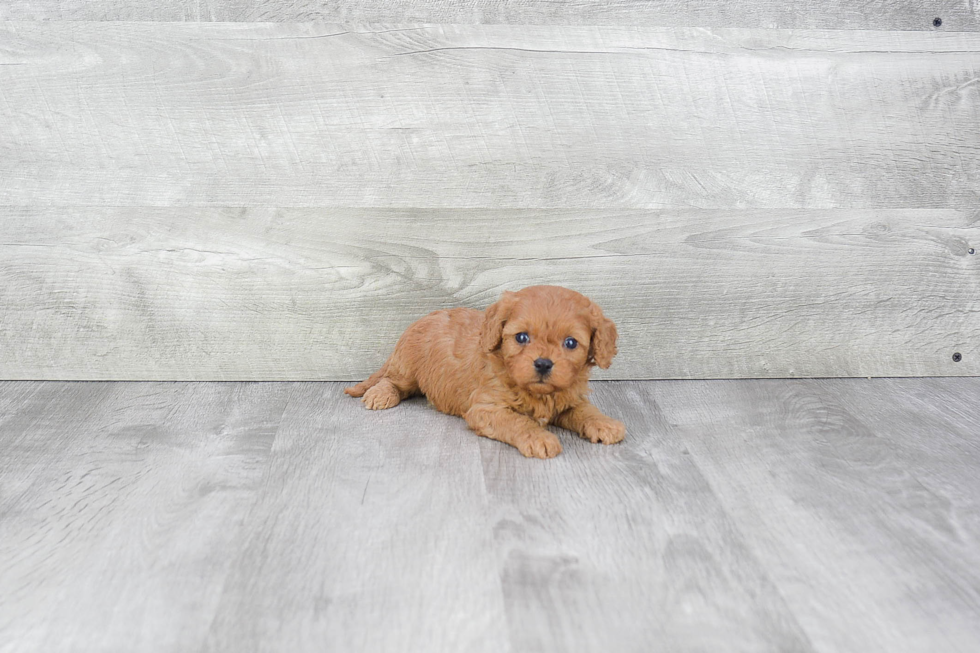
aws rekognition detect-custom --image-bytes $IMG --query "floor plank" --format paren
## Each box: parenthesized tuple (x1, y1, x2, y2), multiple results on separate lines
(0, 382, 289, 653)
(481, 381, 814, 653)
(650, 378, 980, 653)
(203, 384, 509, 653)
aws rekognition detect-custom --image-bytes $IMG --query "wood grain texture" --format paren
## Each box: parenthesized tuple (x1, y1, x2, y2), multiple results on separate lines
(4, 379, 980, 652)
(1, 207, 977, 380)
(481, 381, 815, 652)
(0, 381, 289, 653)
(651, 378, 980, 653)
(203, 383, 509, 653)
(1, 0, 977, 31)
(1, 24, 978, 208)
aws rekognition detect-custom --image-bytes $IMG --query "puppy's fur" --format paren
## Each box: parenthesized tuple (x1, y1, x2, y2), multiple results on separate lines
(345, 285, 625, 458)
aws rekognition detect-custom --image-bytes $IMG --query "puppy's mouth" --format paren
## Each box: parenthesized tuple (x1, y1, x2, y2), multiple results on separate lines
(527, 380, 555, 394)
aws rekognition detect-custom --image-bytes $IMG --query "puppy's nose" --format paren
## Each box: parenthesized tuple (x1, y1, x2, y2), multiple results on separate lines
(534, 358, 554, 375)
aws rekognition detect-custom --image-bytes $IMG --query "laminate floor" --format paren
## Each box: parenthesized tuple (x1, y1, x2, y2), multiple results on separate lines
(1, 379, 978, 653)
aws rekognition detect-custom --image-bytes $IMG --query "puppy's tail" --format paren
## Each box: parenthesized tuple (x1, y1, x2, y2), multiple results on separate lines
(344, 362, 389, 398)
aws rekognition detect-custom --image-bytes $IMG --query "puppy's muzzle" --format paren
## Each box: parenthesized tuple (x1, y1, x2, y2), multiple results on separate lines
(534, 358, 554, 377)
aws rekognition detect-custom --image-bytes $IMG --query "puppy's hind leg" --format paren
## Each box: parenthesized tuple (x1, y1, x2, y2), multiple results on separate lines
(361, 377, 406, 410)
(344, 363, 389, 398)
(345, 358, 418, 410)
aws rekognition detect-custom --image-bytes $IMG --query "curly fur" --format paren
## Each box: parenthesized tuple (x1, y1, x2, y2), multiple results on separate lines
(345, 285, 625, 458)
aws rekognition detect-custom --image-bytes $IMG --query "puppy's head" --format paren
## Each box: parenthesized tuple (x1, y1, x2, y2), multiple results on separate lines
(480, 286, 618, 395)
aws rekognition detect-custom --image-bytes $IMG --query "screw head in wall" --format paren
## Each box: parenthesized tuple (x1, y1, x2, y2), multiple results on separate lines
(952, 352, 962, 362)
(933, 17, 943, 27)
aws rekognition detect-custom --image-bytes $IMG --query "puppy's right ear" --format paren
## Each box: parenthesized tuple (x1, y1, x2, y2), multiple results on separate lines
(480, 291, 517, 352)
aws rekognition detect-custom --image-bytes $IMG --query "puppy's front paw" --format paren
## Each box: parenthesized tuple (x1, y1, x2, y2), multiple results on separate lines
(517, 430, 562, 459)
(582, 418, 626, 445)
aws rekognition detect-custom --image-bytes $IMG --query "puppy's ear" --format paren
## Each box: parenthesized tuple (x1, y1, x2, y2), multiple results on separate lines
(480, 291, 517, 352)
(588, 303, 618, 369)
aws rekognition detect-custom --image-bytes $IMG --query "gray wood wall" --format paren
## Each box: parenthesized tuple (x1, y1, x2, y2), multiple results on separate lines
(1, 5, 978, 380)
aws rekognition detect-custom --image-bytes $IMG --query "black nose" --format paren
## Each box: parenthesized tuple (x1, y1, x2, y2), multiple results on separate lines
(534, 358, 553, 375)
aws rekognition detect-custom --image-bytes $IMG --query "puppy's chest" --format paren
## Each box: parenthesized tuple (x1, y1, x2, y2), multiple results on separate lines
(512, 393, 572, 425)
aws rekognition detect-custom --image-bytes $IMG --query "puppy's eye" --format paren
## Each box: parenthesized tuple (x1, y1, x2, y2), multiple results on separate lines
(515, 332, 529, 345)
(564, 337, 578, 349)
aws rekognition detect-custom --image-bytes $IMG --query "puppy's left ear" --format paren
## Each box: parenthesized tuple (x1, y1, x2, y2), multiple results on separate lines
(480, 291, 518, 352)
(588, 303, 618, 369)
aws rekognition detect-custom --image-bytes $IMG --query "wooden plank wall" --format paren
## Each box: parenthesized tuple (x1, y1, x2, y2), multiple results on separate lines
(2, 1, 979, 30)
(0, 7, 978, 380)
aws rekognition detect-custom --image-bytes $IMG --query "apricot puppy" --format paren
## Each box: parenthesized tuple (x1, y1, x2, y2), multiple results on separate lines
(344, 285, 625, 459)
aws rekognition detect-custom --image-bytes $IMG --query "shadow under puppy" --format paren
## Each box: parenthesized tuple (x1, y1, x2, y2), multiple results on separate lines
(345, 285, 625, 458)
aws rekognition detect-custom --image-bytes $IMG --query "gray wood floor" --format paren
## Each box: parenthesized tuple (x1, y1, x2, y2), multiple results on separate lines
(1, 379, 979, 652)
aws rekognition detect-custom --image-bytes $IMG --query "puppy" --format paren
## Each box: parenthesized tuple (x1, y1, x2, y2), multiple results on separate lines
(344, 285, 625, 458)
